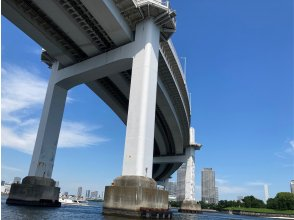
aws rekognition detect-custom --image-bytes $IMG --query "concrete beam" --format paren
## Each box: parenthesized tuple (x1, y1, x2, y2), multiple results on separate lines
(157, 78, 183, 154)
(81, 0, 133, 45)
(32, 0, 98, 56)
(153, 155, 186, 164)
(54, 42, 137, 89)
(86, 80, 127, 123)
(2, 0, 74, 66)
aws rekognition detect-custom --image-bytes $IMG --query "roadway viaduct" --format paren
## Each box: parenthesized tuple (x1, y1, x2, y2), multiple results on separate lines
(3, 0, 191, 181)
(3, 0, 197, 214)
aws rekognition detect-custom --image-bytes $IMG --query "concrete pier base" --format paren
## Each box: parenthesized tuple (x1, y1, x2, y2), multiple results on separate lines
(6, 176, 61, 207)
(179, 200, 202, 213)
(103, 176, 169, 218)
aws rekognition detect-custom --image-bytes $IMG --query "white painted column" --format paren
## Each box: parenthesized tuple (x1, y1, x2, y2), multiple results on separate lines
(184, 147, 196, 201)
(29, 62, 67, 178)
(184, 127, 197, 201)
(122, 18, 160, 178)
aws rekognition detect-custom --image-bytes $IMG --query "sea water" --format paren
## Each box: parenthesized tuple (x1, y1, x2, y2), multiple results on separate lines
(1, 195, 276, 220)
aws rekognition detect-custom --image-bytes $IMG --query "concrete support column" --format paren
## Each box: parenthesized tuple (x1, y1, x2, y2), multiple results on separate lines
(7, 62, 64, 207)
(29, 62, 67, 178)
(122, 18, 160, 178)
(179, 127, 202, 213)
(103, 19, 169, 217)
(184, 146, 196, 201)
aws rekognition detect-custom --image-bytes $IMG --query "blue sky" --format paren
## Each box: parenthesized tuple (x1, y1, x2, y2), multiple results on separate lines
(1, 0, 293, 201)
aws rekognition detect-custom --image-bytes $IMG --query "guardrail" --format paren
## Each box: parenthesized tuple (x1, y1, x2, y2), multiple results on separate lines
(136, 0, 170, 9)
(160, 40, 191, 117)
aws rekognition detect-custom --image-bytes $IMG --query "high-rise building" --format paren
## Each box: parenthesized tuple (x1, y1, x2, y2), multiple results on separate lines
(91, 191, 98, 199)
(1, 181, 5, 186)
(290, 180, 294, 194)
(201, 168, 217, 204)
(215, 187, 219, 204)
(176, 163, 186, 201)
(86, 190, 91, 198)
(77, 187, 82, 198)
(264, 184, 269, 202)
(13, 177, 21, 184)
(166, 181, 177, 201)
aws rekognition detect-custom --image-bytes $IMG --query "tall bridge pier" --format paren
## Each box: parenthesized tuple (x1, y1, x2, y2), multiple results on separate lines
(179, 128, 202, 213)
(103, 19, 168, 216)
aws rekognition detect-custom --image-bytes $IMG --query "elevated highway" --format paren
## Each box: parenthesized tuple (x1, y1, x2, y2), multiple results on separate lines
(2, 0, 191, 181)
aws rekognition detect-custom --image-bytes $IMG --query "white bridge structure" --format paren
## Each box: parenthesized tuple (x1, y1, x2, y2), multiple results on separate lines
(3, 0, 201, 216)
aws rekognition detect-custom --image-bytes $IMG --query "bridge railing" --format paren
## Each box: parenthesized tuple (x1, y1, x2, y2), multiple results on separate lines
(160, 40, 191, 120)
(136, 0, 171, 8)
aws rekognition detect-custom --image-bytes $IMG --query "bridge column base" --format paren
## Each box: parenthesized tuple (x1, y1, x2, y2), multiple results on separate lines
(6, 176, 61, 207)
(179, 200, 202, 213)
(103, 176, 169, 217)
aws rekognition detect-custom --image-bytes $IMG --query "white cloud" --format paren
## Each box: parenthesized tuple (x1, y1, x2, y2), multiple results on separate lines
(1, 64, 108, 154)
(2, 165, 23, 172)
(285, 140, 294, 154)
(290, 140, 294, 149)
(216, 178, 229, 185)
(2, 65, 47, 123)
(218, 185, 247, 194)
(58, 122, 107, 148)
(274, 152, 287, 159)
(274, 140, 294, 162)
(213, 177, 266, 200)
(2, 120, 108, 154)
(246, 181, 270, 186)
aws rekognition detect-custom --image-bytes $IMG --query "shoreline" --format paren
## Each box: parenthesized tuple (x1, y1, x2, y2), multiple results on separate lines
(224, 210, 294, 219)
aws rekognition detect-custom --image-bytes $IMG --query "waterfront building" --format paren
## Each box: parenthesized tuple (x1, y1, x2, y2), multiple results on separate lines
(291, 180, 294, 194)
(91, 191, 98, 199)
(165, 181, 177, 201)
(63, 192, 68, 198)
(77, 187, 82, 198)
(264, 184, 269, 202)
(215, 187, 219, 204)
(176, 163, 186, 201)
(13, 177, 21, 184)
(201, 168, 217, 204)
(1, 183, 11, 194)
(86, 190, 91, 198)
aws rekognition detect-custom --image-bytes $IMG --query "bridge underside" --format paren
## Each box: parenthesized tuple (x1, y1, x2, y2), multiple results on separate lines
(86, 52, 186, 180)
(2, 0, 190, 181)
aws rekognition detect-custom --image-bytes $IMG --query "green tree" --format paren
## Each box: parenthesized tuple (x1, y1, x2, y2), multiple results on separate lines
(274, 192, 294, 210)
(266, 198, 277, 209)
(242, 195, 265, 208)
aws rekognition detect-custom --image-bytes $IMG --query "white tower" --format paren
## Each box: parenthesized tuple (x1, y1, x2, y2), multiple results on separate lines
(264, 184, 269, 202)
(291, 180, 294, 194)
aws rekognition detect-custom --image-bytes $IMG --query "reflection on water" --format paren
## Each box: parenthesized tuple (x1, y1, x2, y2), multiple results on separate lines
(1, 195, 274, 220)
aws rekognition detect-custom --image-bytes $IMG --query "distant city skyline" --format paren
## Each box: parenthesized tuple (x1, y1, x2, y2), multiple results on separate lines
(77, 187, 82, 198)
(1, 0, 293, 200)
